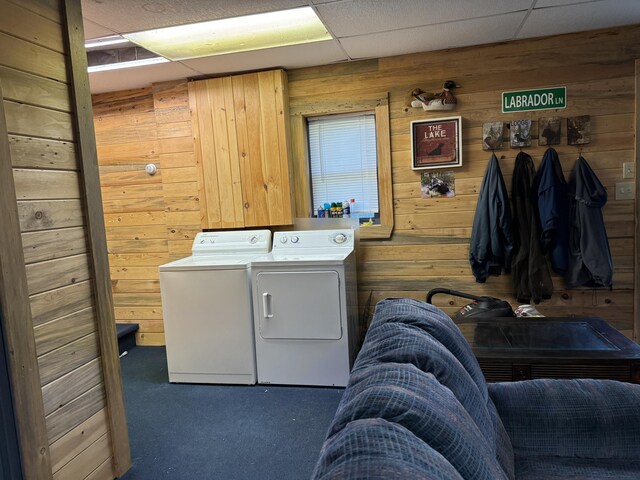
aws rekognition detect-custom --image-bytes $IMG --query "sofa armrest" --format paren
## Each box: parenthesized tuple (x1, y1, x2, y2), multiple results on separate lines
(489, 378, 640, 459)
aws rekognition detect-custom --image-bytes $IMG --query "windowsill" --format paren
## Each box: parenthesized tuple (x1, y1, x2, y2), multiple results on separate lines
(359, 224, 393, 240)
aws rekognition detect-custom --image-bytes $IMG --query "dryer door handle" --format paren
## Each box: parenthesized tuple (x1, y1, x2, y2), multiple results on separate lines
(262, 292, 273, 318)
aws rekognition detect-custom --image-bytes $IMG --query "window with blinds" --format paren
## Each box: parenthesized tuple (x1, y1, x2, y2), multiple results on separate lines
(307, 113, 379, 219)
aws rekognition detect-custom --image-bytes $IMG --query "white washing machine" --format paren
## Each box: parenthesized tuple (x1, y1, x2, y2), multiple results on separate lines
(159, 230, 271, 384)
(250, 229, 359, 387)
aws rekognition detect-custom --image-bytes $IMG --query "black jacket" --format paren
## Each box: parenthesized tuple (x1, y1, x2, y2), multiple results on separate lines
(511, 151, 553, 304)
(470, 154, 514, 283)
(535, 147, 570, 274)
(566, 156, 613, 288)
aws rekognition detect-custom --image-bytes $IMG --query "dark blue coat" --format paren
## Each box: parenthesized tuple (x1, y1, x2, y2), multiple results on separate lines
(470, 154, 514, 283)
(535, 147, 570, 274)
(566, 156, 613, 288)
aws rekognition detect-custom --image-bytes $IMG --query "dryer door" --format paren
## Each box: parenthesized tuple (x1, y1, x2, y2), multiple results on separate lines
(256, 270, 342, 340)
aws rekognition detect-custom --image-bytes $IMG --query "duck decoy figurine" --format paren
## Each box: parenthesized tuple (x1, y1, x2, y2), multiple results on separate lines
(410, 81, 460, 111)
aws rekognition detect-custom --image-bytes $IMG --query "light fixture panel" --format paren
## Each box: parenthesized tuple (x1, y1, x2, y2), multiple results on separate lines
(123, 6, 332, 61)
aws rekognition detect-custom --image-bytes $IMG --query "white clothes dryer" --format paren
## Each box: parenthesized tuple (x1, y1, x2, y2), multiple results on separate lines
(250, 229, 359, 387)
(159, 230, 271, 384)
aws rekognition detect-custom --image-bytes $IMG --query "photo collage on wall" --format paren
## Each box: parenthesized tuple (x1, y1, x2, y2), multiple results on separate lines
(481, 116, 590, 150)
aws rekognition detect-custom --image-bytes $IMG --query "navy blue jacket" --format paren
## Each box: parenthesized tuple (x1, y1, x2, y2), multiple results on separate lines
(535, 147, 570, 274)
(566, 156, 613, 288)
(470, 154, 514, 283)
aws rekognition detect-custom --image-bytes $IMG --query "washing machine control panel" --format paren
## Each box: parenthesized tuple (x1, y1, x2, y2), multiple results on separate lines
(191, 230, 271, 255)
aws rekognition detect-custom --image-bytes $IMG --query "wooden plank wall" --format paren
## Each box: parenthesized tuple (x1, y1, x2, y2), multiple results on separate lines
(93, 25, 640, 341)
(93, 80, 200, 345)
(0, 0, 129, 477)
(288, 26, 640, 338)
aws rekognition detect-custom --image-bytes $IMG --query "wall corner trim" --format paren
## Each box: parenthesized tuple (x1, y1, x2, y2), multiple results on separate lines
(63, 0, 132, 475)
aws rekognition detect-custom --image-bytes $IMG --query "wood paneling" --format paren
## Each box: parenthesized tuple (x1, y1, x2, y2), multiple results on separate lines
(37, 332, 99, 386)
(18, 199, 85, 232)
(64, 0, 131, 473)
(189, 70, 294, 229)
(41, 358, 102, 416)
(0, 0, 131, 477)
(49, 408, 109, 474)
(93, 25, 640, 347)
(35, 307, 97, 356)
(93, 84, 165, 347)
(30, 280, 94, 327)
(92, 80, 202, 345)
(22, 227, 87, 264)
(45, 383, 106, 444)
(10, 135, 76, 170)
(0, 67, 71, 112)
(287, 25, 640, 336)
(0, 79, 51, 479)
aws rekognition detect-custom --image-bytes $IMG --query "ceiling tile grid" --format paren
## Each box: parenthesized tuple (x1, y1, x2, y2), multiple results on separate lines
(80, 0, 640, 93)
(517, 0, 640, 38)
(315, 0, 533, 37)
(337, 11, 528, 60)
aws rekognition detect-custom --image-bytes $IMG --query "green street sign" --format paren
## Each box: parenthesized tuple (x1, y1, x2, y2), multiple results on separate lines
(502, 87, 566, 113)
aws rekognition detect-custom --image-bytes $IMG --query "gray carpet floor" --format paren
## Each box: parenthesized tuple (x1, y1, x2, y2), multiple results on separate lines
(119, 347, 343, 480)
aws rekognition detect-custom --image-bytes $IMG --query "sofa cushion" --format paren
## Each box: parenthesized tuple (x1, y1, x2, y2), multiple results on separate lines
(371, 298, 488, 400)
(312, 418, 464, 480)
(489, 378, 640, 459)
(351, 324, 492, 438)
(514, 456, 640, 480)
(327, 363, 509, 480)
(355, 300, 515, 478)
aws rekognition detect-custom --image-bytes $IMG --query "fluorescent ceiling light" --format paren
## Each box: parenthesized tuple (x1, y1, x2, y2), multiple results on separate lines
(87, 56, 169, 73)
(123, 6, 332, 61)
(85, 36, 129, 49)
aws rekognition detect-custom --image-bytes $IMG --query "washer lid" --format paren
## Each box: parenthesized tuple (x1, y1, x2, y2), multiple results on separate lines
(160, 254, 259, 271)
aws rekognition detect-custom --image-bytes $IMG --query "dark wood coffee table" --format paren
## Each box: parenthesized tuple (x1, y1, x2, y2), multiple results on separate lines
(458, 317, 640, 383)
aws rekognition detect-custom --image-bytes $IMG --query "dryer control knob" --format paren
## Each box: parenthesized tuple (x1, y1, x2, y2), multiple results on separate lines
(280, 236, 288, 244)
(334, 233, 347, 244)
(291, 236, 299, 244)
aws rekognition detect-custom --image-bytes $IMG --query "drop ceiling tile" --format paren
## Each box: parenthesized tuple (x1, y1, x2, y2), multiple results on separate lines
(181, 40, 348, 76)
(83, 18, 117, 40)
(518, 0, 640, 38)
(536, 0, 603, 7)
(88, 61, 199, 94)
(339, 11, 527, 59)
(81, 0, 308, 34)
(316, 0, 532, 37)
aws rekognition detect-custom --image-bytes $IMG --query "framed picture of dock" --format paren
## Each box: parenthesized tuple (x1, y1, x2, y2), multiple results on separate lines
(411, 116, 462, 170)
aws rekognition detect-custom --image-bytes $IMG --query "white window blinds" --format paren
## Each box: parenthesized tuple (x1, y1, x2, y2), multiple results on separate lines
(308, 113, 379, 216)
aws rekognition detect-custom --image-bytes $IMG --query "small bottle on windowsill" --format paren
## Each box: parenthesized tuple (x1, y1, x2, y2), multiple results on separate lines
(343, 200, 350, 218)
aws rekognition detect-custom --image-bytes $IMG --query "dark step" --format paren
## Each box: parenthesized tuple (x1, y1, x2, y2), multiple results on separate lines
(116, 323, 139, 355)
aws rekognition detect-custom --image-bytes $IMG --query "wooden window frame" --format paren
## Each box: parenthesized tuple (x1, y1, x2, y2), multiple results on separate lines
(290, 92, 393, 239)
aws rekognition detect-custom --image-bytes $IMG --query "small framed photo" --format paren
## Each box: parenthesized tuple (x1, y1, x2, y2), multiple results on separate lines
(567, 115, 590, 145)
(538, 117, 562, 146)
(411, 116, 462, 170)
(510, 119, 532, 148)
(482, 122, 506, 150)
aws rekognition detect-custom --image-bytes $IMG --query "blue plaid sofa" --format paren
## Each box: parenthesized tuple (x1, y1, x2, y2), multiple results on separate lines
(312, 298, 640, 479)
